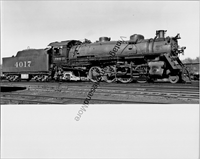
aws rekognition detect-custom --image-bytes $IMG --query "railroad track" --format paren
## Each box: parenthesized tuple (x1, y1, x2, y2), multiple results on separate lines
(1, 87, 199, 105)
(24, 82, 199, 98)
(0, 92, 163, 104)
(1, 80, 199, 89)
(1, 81, 199, 104)
(26, 85, 198, 99)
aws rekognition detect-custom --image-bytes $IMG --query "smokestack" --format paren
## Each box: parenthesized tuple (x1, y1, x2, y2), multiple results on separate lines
(156, 30, 167, 38)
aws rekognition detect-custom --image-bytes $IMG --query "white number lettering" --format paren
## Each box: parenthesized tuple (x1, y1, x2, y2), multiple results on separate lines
(14, 61, 32, 68)
(24, 61, 27, 67)
(27, 61, 31, 67)
(15, 62, 18, 67)
(19, 62, 23, 67)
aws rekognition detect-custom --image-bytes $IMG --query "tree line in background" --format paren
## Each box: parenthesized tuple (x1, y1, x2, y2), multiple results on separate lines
(182, 57, 199, 64)
(182, 57, 199, 75)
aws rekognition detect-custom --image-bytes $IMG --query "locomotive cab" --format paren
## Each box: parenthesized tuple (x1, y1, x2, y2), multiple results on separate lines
(48, 40, 82, 63)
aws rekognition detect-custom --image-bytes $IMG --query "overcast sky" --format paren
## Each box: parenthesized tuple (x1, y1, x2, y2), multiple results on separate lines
(1, 1, 199, 62)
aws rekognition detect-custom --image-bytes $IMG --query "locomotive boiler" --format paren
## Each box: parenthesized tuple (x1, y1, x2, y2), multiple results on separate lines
(2, 30, 190, 83)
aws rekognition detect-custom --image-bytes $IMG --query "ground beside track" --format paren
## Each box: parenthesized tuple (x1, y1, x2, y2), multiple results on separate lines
(1, 81, 199, 104)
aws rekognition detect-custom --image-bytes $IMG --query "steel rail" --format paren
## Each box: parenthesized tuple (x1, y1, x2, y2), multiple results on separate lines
(1, 82, 199, 93)
(1, 93, 165, 104)
(23, 85, 199, 100)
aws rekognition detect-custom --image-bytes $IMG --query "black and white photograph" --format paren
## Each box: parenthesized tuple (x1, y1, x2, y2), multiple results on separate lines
(1, 1, 199, 159)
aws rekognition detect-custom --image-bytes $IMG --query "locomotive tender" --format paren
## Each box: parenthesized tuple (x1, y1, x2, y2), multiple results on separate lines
(2, 30, 190, 83)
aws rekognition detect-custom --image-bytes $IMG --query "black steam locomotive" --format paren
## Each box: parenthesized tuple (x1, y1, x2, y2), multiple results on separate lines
(2, 30, 190, 83)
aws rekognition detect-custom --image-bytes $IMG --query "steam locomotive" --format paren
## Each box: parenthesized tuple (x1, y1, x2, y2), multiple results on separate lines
(2, 30, 191, 83)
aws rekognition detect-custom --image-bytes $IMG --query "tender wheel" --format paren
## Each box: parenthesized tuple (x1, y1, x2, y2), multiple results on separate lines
(37, 75, 43, 82)
(169, 75, 179, 84)
(88, 66, 102, 82)
(41, 75, 49, 82)
(103, 66, 116, 83)
(9, 75, 20, 82)
(7, 75, 13, 82)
